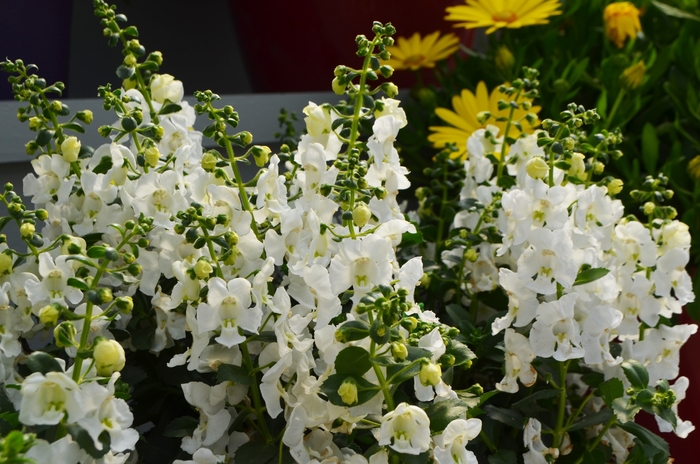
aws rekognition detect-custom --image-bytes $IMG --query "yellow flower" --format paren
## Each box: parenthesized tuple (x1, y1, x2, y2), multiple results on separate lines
(428, 81, 540, 159)
(621, 60, 646, 90)
(445, 0, 562, 35)
(689, 155, 700, 179)
(604, 2, 642, 48)
(384, 31, 460, 71)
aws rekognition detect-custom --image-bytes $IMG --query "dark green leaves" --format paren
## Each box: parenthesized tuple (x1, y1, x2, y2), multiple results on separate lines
(573, 267, 609, 286)
(159, 103, 182, 115)
(27, 352, 63, 375)
(621, 360, 649, 390)
(163, 416, 198, 438)
(320, 373, 380, 407)
(335, 346, 372, 376)
(423, 398, 470, 433)
(217, 364, 253, 385)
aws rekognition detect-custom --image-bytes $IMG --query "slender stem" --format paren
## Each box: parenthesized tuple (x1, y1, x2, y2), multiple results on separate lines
(604, 89, 625, 131)
(434, 158, 450, 261)
(224, 138, 260, 238)
(496, 88, 522, 180)
(480, 430, 497, 453)
(241, 342, 273, 442)
(572, 415, 617, 464)
(553, 360, 570, 449)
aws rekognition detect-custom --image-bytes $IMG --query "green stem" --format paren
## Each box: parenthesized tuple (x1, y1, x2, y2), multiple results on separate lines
(553, 360, 570, 449)
(434, 158, 450, 261)
(496, 88, 522, 180)
(480, 430, 497, 453)
(241, 342, 273, 443)
(604, 89, 625, 131)
(224, 138, 260, 238)
(572, 415, 616, 464)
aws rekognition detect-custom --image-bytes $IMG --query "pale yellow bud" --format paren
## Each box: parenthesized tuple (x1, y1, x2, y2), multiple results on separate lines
(526, 156, 549, 179)
(391, 342, 408, 361)
(39, 304, 61, 326)
(593, 161, 605, 174)
(352, 203, 372, 228)
(123, 77, 137, 90)
(93, 338, 126, 376)
(419, 362, 442, 386)
(19, 222, 35, 239)
(61, 236, 87, 256)
(0, 253, 12, 275)
(194, 260, 213, 279)
(201, 152, 218, 171)
(608, 178, 623, 195)
(337, 378, 359, 406)
(28, 117, 42, 131)
(144, 146, 160, 168)
(643, 202, 656, 215)
(465, 248, 478, 263)
(332, 77, 346, 95)
(60, 136, 81, 163)
(252, 145, 271, 168)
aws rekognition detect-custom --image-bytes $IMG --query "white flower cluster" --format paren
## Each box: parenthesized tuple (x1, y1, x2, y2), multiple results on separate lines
(445, 123, 696, 461)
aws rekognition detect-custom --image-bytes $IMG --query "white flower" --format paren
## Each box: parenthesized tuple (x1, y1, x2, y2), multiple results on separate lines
(433, 418, 482, 464)
(655, 376, 695, 438)
(530, 293, 585, 361)
(492, 269, 539, 333)
(25, 253, 83, 307)
(517, 228, 577, 295)
(19, 371, 85, 425)
(497, 329, 537, 393)
(150, 73, 184, 103)
(197, 277, 261, 348)
(652, 248, 694, 305)
(523, 418, 559, 464)
(25, 436, 82, 464)
(378, 403, 431, 455)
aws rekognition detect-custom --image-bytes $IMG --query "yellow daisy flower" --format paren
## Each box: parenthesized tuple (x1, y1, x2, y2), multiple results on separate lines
(428, 81, 540, 159)
(384, 31, 460, 71)
(620, 60, 646, 90)
(689, 155, 700, 179)
(445, 0, 562, 35)
(604, 2, 642, 49)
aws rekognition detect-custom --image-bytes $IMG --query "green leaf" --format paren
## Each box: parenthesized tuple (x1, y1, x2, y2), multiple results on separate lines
(597, 378, 624, 407)
(618, 421, 670, 462)
(579, 449, 609, 464)
(652, 0, 700, 21)
(445, 339, 476, 367)
(163, 415, 198, 438)
(393, 451, 430, 464)
(336, 346, 372, 376)
(612, 397, 640, 423)
(217, 364, 253, 385)
(320, 373, 380, 407)
(510, 389, 560, 410)
(399, 230, 423, 247)
(61, 122, 85, 134)
(573, 267, 609, 286)
(621, 360, 649, 389)
(27, 352, 63, 375)
(67, 424, 111, 459)
(483, 405, 524, 429)
(423, 398, 470, 432)
(641, 123, 659, 174)
(386, 359, 423, 385)
(488, 449, 517, 464)
(227, 441, 294, 464)
(159, 103, 183, 115)
(36, 129, 54, 147)
(568, 408, 613, 432)
(67, 277, 90, 291)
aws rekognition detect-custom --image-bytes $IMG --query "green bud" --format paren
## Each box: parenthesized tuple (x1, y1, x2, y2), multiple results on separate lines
(391, 342, 408, 361)
(115, 296, 134, 313)
(465, 248, 478, 263)
(251, 145, 271, 168)
(202, 152, 218, 171)
(39, 303, 62, 326)
(54, 321, 78, 348)
(76, 110, 93, 124)
(127, 263, 142, 276)
(194, 259, 214, 279)
(19, 222, 35, 239)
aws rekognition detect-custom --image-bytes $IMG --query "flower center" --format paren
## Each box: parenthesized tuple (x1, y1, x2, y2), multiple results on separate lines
(492, 10, 518, 23)
(404, 54, 426, 67)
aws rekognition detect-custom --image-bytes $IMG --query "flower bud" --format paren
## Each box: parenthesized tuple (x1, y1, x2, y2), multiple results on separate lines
(391, 342, 408, 361)
(352, 203, 371, 228)
(225, 231, 239, 246)
(28, 117, 42, 131)
(337, 378, 359, 406)
(419, 361, 442, 387)
(494, 45, 515, 72)
(465, 248, 478, 263)
(251, 145, 271, 168)
(194, 259, 213, 279)
(476, 111, 491, 126)
(54, 321, 78, 348)
(144, 146, 160, 168)
(76, 110, 93, 124)
(19, 222, 35, 239)
(526, 156, 549, 179)
(150, 73, 183, 104)
(643, 202, 656, 215)
(593, 161, 605, 174)
(607, 178, 623, 195)
(93, 338, 126, 376)
(25, 141, 39, 155)
(127, 263, 142, 276)
(39, 303, 62, 326)
(60, 136, 81, 163)
(115, 296, 134, 313)
(51, 100, 63, 112)
(201, 152, 218, 171)
(123, 54, 137, 68)
(400, 316, 418, 332)
(88, 288, 113, 305)
(0, 252, 13, 276)
(61, 236, 87, 256)
(122, 77, 137, 90)
(332, 77, 346, 95)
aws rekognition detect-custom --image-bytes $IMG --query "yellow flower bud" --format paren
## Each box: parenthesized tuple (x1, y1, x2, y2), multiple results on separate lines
(643, 202, 656, 215)
(39, 304, 61, 326)
(93, 338, 126, 376)
(123, 54, 137, 68)
(332, 77, 346, 95)
(494, 45, 514, 72)
(144, 146, 160, 168)
(604, 2, 642, 49)
(352, 203, 372, 228)
(54, 321, 77, 348)
(337, 378, 359, 406)
(608, 178, 624, 195)
(593, 161, 605, 174)
(419, 362, 442, 387)
(391, 342, 408, 361)
(0, 252, 13, 276)
(115, 296, 134, 313)
(77, 110, 93, 124)
(123, 77, 137, 90)
(194, 259, 213, 279)
(28, 117, 42, 131)
(526, 156, 549, 179)
(465, 248, 478, 263)
(202, 152, 218, 172)
(60, 136, 81, 163)
(621, 60, 646, 90)
(19, 222, 35, 239)
(252, 145, 271, 168)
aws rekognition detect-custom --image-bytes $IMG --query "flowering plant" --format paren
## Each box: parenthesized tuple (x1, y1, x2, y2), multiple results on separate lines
(0, 1, 695, 464)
